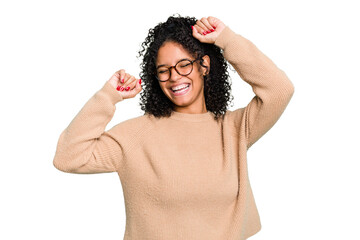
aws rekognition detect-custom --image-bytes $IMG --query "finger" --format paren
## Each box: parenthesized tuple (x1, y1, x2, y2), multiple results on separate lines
(123, 75, 137, 92)
(113, 72, 122, 90)
(118, 69, 126, 84)
(200, 17, 214, 33)
(208, 16, 219, 29)
(127, 76, 138, 92)
(124, 78, 142, 98)
(137, 78, 143, 92)
(117, 72, 129, 91)
(122, 73, 131, 85)
(119, 73, 129, 91)
(195, 20, 208, 35)
(131, 78, 143, 96)
(193, 24, 206, 39)
(108, 71, 122, 90)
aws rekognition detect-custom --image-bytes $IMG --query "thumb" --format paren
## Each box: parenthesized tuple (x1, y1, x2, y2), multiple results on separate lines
(132, 78, 143, 96)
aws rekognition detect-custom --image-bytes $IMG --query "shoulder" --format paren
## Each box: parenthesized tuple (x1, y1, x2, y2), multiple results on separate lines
(113, 113, 155, 130)
(224, 108, 246, 129)
(105, 113, 157, 139)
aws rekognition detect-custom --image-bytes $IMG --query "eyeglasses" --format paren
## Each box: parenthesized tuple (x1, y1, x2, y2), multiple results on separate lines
(155, 58, 201, 82)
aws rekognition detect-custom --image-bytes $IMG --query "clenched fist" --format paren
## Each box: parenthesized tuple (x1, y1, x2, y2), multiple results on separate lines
(191, 16, 226, 44)
(107, 69, 142, 99)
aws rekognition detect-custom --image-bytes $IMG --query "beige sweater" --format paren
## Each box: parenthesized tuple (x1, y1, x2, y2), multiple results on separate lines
(53, 26, 295, 240)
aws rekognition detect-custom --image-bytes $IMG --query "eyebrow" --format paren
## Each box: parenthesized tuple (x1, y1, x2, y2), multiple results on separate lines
(156, 58, 190, 69)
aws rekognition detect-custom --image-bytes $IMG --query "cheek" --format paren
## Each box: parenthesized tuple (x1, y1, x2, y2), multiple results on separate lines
(191, 73, 204, 86)
(192, 67, 204, 81)
(159, 84, 170, 95)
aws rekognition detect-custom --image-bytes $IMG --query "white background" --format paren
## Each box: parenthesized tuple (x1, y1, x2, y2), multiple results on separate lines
(1, 0, 359, 239)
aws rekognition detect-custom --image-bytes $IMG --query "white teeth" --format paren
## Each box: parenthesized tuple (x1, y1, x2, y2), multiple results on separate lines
(172, 84, 189, 91)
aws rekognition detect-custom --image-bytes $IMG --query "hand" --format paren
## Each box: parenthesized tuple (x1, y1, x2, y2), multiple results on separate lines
(191, 16, 226, 44)
(107, 69, 142, 99)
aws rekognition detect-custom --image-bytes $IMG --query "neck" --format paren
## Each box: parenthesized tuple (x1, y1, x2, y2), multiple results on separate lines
(173, 104, 207, 114)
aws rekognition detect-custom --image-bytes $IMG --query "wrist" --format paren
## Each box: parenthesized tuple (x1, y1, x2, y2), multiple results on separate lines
(101, 81, 124, 104)
(214, 26, 236, 49)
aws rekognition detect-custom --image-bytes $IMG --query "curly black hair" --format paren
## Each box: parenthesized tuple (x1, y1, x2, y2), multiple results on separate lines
(137, 14, 234, 121)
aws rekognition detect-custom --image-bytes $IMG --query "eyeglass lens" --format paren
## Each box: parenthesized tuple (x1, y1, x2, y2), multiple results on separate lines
(156, 59, 194, 81)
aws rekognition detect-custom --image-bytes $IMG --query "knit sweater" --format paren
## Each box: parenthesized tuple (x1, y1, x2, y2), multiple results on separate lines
(53, 26, 295, 240)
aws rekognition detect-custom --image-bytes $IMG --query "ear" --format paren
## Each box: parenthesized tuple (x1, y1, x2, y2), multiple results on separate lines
(201, 55, 210, 75)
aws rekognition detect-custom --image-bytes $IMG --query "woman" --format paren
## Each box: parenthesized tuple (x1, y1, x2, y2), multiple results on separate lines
(53, 15, 294, 240)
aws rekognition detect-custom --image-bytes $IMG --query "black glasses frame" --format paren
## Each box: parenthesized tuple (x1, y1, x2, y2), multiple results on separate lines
(155, 58, 201, 82)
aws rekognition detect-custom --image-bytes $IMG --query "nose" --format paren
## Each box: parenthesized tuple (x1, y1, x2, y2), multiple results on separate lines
(169, 67, 182, 81)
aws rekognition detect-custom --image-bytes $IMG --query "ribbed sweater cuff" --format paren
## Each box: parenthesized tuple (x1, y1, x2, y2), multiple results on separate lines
(214, 26, 238, 50)
(100, 81, 124, 104)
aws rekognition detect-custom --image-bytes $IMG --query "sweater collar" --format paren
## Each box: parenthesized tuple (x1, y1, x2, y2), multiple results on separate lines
(169, 110, 214, 122)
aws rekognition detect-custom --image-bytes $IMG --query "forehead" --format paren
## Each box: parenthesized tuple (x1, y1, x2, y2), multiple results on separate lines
(156, 41, 193, 65)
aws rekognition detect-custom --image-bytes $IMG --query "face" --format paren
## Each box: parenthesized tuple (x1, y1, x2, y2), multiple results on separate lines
(156, 41, 210, 114)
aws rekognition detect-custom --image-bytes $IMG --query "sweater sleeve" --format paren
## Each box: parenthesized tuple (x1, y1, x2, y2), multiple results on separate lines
(53, 81, 125, 173)
(215, 26, 295, 149)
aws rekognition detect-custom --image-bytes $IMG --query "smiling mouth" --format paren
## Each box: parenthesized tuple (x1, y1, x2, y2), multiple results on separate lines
(171, 84, 190, 93)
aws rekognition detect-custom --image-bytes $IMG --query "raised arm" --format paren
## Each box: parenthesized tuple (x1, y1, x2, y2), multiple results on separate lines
(216, 27, 294, 148)
(193, 17, 295, 149)
(53, 70, 142, 173)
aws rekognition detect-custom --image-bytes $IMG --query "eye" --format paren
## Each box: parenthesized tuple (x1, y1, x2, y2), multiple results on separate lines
(179, 63, 191, 68)
(157, 69, 169, 74)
